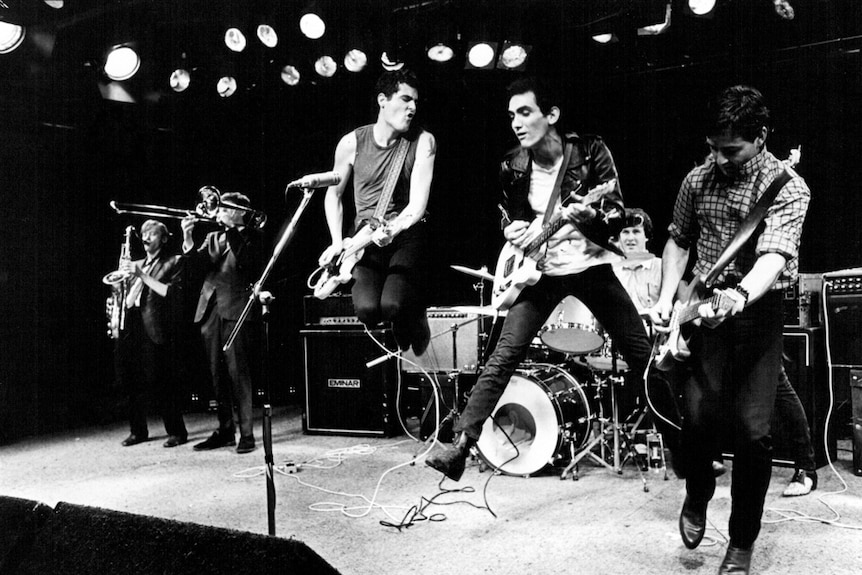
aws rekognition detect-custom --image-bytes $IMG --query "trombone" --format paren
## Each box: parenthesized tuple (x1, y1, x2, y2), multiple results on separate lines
(110, 186, 267, 229)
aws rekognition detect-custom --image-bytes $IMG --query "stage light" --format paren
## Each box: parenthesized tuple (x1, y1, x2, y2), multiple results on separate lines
(638, 3, 672, 35)
(466, 41, 496, 70)
(300, 13, 325, 40)
(256, 24, 278, 48)
(217, 76, 237, 97)
(104, 46, 140, 81)
(688, 0, 716, 16)
(427, 43, 454, 63)
(43, 1, 64, 8)
(281, 65, 300, 86)
(497, 42, 530, 70)
(774, 0, 795, 20)
(591, 33, 618, 44)
(314, 55, 336, 77)
(0, 21, 26, 55)
(344, 49, 367, 72)
(169, 69, 190, 92)
(225, 28, 247, 52)
(381, 51, 404, 71)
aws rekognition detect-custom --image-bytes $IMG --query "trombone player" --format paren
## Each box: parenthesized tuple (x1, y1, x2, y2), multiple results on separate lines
(111, 219, 188, 448)
(181, 192, 262, 454)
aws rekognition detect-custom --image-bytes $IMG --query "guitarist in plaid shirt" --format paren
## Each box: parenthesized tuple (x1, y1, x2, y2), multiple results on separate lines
(649, 86, 810, 575)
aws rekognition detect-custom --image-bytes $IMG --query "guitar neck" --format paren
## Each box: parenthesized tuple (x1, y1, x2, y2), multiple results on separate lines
(676, 293, 725, 326)
(523, 187, 607, 255)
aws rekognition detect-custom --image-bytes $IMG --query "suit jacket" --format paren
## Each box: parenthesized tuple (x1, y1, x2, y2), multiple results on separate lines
(190, 227, 261, 323)
(134, 252, 183, 345)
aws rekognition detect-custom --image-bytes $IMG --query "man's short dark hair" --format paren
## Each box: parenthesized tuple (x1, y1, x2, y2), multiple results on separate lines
(623, 208, 653, 239)
(375, 69, 420, 99)
(708, 85, 770, 142)
(506, 76, 560, 116)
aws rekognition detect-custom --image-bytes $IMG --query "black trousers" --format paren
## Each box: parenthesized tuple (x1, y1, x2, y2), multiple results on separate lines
(199, 304, 255, 438)
(679, 290, 784, 549)
(351, 224, 426, 347)
(455, 264, 652, 440)
(115, 308, 186, 438)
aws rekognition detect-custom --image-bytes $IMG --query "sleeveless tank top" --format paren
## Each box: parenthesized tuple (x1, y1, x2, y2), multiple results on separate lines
(352, 124, 419, 228)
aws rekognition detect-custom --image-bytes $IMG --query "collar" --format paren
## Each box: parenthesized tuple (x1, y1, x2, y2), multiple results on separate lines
(619, 255, 658, 271)
(737, 147, 769, 179)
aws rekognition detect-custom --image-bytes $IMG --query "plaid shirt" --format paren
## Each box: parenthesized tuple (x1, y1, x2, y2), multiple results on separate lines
(668, 148, 810, 291)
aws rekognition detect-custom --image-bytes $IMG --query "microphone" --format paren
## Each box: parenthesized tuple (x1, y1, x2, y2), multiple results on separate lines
(287, 171, 341, 189)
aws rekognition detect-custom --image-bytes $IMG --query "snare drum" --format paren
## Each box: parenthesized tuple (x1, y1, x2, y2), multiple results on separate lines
(539, 296, 604, 355)
(476, 363, 591, 477)
(584, 336, 630, 372)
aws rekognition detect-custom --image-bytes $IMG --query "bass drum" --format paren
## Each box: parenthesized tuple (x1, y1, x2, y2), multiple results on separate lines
(476, 363, 591, 477)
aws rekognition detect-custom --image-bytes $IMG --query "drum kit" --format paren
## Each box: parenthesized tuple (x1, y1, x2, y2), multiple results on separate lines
(446, 265, 668, 488)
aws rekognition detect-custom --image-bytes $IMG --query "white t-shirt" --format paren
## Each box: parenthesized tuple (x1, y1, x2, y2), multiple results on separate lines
(528, 159, 620, 276)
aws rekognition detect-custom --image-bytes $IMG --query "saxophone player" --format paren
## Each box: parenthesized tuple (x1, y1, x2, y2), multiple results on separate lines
(113, 219, 188, 448)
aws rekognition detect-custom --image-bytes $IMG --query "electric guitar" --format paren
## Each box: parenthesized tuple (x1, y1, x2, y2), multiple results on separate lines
(652, 146, 803, 370)
(491, 179, 621, 310)
(652, 278, 738, 371)
(307, 221, 390, 300)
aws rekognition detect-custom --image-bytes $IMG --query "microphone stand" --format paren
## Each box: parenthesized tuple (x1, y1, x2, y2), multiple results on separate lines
(223, 185, 318, 537)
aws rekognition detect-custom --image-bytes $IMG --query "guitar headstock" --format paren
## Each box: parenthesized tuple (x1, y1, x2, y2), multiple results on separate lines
(570, 178, 617, 205)
(785, 146, 801, 169)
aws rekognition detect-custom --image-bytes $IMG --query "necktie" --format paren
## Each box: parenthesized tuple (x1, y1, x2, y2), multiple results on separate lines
(125, 259, 156, 309)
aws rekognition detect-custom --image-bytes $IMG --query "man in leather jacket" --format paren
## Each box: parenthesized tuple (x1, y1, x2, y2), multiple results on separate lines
(426, 77, 651, 481)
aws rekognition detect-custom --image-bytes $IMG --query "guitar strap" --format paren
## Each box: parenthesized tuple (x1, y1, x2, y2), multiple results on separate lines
(370, 137, 411, 225)
(542, 143, 573, 225)
(703, 168, 792, 286)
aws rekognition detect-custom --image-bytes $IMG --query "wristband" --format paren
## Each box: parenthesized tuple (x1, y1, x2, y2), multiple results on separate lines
(734, 285, 750, 303)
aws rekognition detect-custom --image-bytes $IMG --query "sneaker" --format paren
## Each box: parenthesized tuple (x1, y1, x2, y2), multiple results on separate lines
(236, 435, 256, 454)
(782, 469, 817, 497)
(193, 430, 236, 451)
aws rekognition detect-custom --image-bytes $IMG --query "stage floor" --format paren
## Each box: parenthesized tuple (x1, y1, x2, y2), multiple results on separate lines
(2, 405, 861, 575)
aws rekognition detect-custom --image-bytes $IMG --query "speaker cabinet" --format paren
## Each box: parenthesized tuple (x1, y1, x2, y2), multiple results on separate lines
(301, 329, 399, 436)
(850, 368, 862, 476)
(778, 327, 834, 468)
(401, 308, 481, 373)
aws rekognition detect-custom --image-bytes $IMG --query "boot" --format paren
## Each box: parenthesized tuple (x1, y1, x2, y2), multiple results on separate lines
(718, 545, 753, 575)
(425, 433, 475, 481)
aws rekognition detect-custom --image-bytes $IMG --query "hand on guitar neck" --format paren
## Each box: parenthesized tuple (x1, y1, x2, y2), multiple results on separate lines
(651, 278, 747, 370)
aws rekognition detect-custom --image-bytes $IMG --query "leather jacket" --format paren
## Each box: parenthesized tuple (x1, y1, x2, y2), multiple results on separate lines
(499, 132, 625, 254)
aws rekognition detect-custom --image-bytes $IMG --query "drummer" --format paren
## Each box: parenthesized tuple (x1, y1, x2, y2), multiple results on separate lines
(611, 208, 662, 318)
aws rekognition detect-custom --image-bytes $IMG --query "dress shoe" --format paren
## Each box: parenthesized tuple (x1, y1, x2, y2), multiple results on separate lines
(712, 460, 728, 478)
(121, 433, 148, 447)
(236, 435, 256, 454)
(163, 435, 188, 448)
(412, 314, 431, 357)
(718, 545, 753, 575)
(193, 431, 236, 451)
(425, 434, 475, 481)
(679, 495, 708, 549)
(782, 468, 817, 497)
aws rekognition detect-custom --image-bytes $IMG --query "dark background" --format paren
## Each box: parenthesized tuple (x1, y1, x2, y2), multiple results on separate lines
(1, 0, 860, 442)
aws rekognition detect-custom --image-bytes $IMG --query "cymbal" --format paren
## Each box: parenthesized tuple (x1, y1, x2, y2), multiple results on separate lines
(450, 264, 494, 282)
(451, 305, 506, 317)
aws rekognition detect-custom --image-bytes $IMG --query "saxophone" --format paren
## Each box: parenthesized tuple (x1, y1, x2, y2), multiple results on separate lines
(103, 226, 134, 339)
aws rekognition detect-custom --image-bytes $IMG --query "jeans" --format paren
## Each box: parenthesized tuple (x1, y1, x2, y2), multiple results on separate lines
(775, 364, 816, 472)
(352, 223, 426, 347)
(455, 264, 651, 440)
(678, 290, 783, 549)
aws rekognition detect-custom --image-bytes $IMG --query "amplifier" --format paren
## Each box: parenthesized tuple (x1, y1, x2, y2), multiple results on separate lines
(303, 295, 362, 327)
(301, 329, 399, 436)
(823, 268, 862, 367)
(783, 273, 822, 327)
(401, 308, 482, 373)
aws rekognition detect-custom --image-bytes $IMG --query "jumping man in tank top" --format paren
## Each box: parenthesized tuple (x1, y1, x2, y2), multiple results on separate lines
(318, 70, 437, 354)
